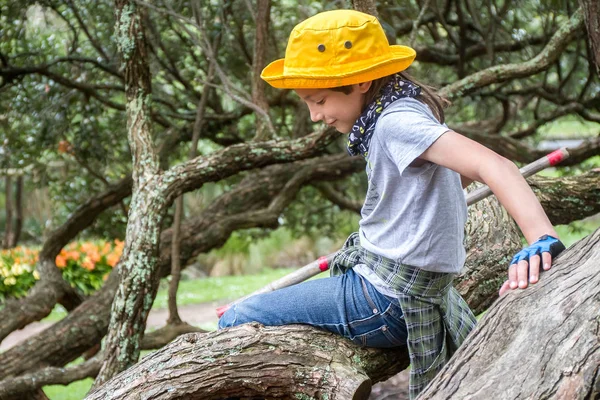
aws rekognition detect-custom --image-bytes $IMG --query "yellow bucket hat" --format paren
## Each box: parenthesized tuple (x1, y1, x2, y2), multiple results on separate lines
(261, 9, 416, 89)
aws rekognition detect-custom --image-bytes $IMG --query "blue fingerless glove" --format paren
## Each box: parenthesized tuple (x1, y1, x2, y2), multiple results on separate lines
(510, 234, 566, 266)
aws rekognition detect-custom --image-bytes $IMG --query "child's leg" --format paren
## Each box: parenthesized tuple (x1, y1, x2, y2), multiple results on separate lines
(218, 269, 408, 348)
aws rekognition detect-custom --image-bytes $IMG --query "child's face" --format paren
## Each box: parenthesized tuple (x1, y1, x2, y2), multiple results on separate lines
(295, 82, 371, 134)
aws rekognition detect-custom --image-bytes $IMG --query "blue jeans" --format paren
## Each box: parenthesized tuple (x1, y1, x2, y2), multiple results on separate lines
(218, 269, 408, 348)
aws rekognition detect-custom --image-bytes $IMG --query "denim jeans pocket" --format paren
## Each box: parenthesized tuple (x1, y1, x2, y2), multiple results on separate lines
(348, 277, 408, 348)
(351, 309, 407, 348)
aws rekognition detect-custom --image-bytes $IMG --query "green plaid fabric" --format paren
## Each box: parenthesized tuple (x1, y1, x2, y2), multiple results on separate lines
(332, 232, 477, 399)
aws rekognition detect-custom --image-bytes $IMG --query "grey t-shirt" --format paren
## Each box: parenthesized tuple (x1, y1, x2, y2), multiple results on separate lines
(355, 97, 467, 278)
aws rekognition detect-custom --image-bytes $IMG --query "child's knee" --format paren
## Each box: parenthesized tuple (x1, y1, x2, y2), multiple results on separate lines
(217, 306, 238, 329)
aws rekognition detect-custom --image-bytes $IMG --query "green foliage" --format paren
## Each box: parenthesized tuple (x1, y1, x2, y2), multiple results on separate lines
(0, 240, 122, 302)
(0, 246, 39, 302)
(554, 218, 600, 248)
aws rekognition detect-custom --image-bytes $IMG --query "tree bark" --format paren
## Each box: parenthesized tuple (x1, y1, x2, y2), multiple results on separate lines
(168, 40, 216, 326)
(3, 175, 12, 249)
(419, 227, 600, 399)
(352, 0, 378, 17)
(580, 0, 600, 77)
(12, 175, 23, 247)
(251, 0, 272, 141)
(0, 324, 204, 399)
(86, 324, 400, 400)
(94, 0, 161, 384)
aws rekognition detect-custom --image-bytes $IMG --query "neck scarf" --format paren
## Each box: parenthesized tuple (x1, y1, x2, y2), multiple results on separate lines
(347, 74, 421, 157)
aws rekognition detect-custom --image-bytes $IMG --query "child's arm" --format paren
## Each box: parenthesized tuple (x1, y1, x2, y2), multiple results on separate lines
(420, 130, 563, 295)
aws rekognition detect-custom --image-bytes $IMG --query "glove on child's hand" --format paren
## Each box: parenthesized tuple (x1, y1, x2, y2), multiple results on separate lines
(510, 234, 566, 266)
(500, 235, 566, 296)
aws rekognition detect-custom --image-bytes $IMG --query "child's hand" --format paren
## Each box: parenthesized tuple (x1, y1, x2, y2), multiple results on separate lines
(499, 235, 566, 296)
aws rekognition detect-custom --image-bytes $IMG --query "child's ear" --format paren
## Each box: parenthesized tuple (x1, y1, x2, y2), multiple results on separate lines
(357, 80, 372, 93)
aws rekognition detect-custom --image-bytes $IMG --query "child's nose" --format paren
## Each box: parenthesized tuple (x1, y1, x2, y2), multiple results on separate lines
(309, 109, 323, 122)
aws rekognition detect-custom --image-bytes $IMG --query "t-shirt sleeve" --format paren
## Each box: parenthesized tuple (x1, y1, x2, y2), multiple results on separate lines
(375, 99, 450, 175)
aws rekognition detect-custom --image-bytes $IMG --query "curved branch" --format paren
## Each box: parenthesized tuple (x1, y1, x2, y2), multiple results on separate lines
(162, 127, 340, 204)
(440, 9, 584, 99)
(313, 182, 362, 214)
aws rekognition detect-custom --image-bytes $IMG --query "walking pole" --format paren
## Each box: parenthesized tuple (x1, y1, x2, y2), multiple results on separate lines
(216, 148, 569, 317)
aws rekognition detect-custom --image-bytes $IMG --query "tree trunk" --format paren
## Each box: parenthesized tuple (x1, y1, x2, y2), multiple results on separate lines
(93, 0, 161, 384)
(167, 48, 215, 326)
(419, 227, 600, 399)
(352, 0, 378, 17)
(167, 195, 184, 325)
(251, 0, 272, 141)
(4, 175, 12, 249)
(580, 0, 600, 77)
(83, 228, 600, 399)
(12, 175, 23, 247)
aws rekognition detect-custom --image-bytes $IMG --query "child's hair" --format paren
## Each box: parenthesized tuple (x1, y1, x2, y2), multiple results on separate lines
(330, 72, 450, 124)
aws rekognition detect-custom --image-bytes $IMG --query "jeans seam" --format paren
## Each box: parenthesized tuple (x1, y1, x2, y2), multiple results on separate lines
(359, 276, 379, 312)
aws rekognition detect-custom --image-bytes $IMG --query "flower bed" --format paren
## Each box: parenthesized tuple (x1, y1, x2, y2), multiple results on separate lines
(0, 240, 123, 301)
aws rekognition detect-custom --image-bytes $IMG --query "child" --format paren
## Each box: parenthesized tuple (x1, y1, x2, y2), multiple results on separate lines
(218, 9, 565, 398)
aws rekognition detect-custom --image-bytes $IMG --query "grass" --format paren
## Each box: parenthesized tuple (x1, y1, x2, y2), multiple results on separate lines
(43, 350, 154, 399)
(42, 267, 305, 322)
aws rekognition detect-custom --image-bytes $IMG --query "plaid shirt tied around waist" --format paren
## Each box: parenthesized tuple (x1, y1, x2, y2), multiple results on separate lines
(331, 232, 477, 399)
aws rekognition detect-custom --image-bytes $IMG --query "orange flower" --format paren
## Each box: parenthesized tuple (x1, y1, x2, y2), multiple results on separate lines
(82, 257, 95, 271)
(80, 243, 94, 253)
(88, 250, 101, 263)
(107, 253, 120, 268)
(66, 251, 80, 261)
(101, 242, 111, 255)
(55, 255, 67, 268)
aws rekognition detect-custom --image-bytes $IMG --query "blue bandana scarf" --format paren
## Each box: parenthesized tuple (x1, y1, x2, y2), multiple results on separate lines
(347, 75, 421, 157)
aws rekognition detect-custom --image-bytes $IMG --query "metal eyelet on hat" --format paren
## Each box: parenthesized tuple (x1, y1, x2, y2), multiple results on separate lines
(318, 44, 326, 52)
(344, 40, 352, 49)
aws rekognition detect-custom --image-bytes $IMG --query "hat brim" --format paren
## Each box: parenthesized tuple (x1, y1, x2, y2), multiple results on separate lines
(261, 45, 416, 89)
